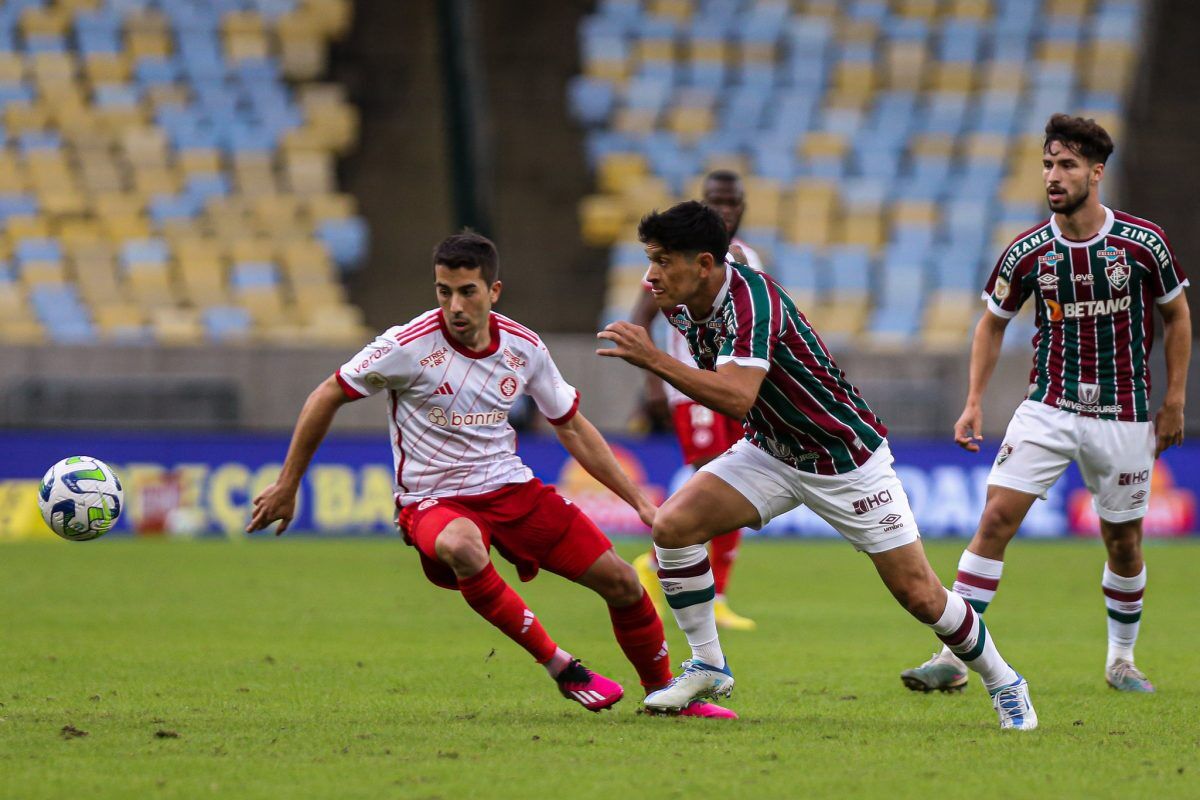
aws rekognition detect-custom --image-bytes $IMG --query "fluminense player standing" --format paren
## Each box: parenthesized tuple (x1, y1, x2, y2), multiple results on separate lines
(598, 201, 1038, 730)
(630, 170, 763, 632)
(248, 232, 733, 718)
(901, 115, 1190, 695)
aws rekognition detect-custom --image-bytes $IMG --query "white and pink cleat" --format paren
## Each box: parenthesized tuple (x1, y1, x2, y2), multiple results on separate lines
(555, 659, 625, 712)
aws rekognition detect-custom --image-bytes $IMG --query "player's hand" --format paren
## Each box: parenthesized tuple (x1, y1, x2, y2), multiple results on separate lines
(636, 502, 657, 529)
(246, 482, 297, 536)
(596, 321, 660, 369)
(1153, 400, 1185, 457)
(728, 244, 748, 265)
(954, 404, 984, 452)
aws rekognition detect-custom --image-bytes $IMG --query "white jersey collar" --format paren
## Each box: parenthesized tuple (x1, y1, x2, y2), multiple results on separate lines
(1050, 205, 1114, 248)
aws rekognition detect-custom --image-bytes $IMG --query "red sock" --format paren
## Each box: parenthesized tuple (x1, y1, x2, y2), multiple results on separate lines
(458, 563, 557, 664)
(608, 590, 672, 689)
(709, 530, 742, 596)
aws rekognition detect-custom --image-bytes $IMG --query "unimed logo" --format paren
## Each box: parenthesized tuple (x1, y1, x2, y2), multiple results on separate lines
(1119, 470, 1150, 486)
(853, 489, 893, 516)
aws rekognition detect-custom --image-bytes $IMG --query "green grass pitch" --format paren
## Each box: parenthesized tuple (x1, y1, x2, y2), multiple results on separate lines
(2, 538, 1198, 799)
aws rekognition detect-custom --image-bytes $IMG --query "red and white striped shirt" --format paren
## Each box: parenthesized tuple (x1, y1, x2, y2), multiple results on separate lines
(337, 310, 579, 506)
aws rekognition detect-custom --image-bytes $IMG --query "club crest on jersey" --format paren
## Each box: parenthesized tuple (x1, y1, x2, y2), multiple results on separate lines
(502, 347, 526, 370)
(1078, 383, 1100, 405)
(498, 375, 518, 398)
(996, 443, 1014, 466)
(1099, 247, 1131, 291)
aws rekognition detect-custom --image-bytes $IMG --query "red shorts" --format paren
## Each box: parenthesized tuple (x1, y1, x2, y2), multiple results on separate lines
(397, 479, 613, 591)
(672, 401, 745, 465)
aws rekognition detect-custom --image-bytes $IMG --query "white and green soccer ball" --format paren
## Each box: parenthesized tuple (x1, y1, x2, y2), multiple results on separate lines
(37, 456, 124, 541)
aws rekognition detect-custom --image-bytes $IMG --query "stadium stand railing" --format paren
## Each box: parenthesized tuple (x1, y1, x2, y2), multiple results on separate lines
(568, 0, 1146, 349)
(0, 0, 368, 346)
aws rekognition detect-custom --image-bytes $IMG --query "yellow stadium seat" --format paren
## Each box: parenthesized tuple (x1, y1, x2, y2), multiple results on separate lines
(737, 39, 776, 68)
(280, 240, 334, 277)
(0, 284, 33, 319)
(883, 40, 928, 91)
(304, 193, 355, 223)
(93, 303, 147, 337)
(1082, 41, 1136, 94)
(946, 0, 992, 19)
(836, 18, 879, 46)
(177, 148, 223, 176)
(6, 216, 52, 242)
(227, 31, 271, 62)
(277, 17, 327, 80)
(980, 61, 1025, 92)
(666, 105, 714, 143)
(151, 307, 203, 345)
(579, 195, 626, 247)
(56, 219, 104, 248)
(252, 195, 301, 229)
(910, 133, 956, 159)
(800, 131, 849, 161)
(0, 153, 29, 193)
(132, 167, 180, 196)
(4, 102, 51, 134)
(178, 260, 228, 306)
(94, 193, 145, 219)
(229, 238, 275, 264)
(612, 108, 658, 137)
(143, 84, 190, 110)
(741, 177, 783, 230)
(807, 299, 870, 336)
(1035, 40, 1080, 67)
(0, 319, 46, 344)
(126, 265, 177, 306)
(83, 52, 131, 85)
(893, 0, 940, 18)
(963, 133, 1009, 161)
(29, 52, 76, 86)
(926, 63, 975, 93)
(21, 259, 67, 286)
(596, 152, 648, 195)
(126, 30, 172, 60)
(79, 158, 126, 194)
(832, 61, 875, 96)
(20, 6, 71, 36)
(102, 215, 153, 242)
(0, 53, 26, 83)
(122, 127, 170, 167)
(282, 150, 335, 194)
(305, 0, 353, 39)
(647, 0, 692, 20)
(837, 212, 886, 252)
(633, 36, 675, 65)
(1045, 0, 1090, 16)
(783, 181, 838, 246)
(40, 191, 89, 217)
(236, 286, 289, 328)
(891, 201, 940, 229)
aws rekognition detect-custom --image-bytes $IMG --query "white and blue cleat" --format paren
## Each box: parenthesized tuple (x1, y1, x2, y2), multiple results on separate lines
(644, 659, 734, 711)
(990, 673, 1038, 731)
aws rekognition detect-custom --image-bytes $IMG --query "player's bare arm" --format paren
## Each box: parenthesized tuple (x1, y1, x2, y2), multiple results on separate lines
(247, 375, 353, 535)
(956, 310, 1010, 452)
(596, 320, 766, 419)
(552, 411, 657, 527)
(1155, 292, 1191, 456)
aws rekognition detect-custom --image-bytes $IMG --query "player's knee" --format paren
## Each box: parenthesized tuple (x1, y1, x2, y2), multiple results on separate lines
(651, 505, 694, 548)
(977, 502, 1023, 541)
(602, 562, 645, 607)
(433, 520, 487, 574)
(895, 580, 944, 624)
(1103, 522, 1142, 564)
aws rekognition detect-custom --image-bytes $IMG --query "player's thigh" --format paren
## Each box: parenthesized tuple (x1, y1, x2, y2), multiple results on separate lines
(1078, 417, 1155, 523)
(401, 500, 491, 589)
(654, 471, 763, 547)
(518, 488, 615, 583)
(799, 442, 921, 554)
(987, 401, 1076, 499)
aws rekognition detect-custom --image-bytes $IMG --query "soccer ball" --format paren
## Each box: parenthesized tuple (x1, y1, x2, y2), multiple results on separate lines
(37, 456, 124, 541)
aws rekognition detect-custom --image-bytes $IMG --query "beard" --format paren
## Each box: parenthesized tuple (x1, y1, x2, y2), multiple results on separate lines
(1048, 184, 1090, 216)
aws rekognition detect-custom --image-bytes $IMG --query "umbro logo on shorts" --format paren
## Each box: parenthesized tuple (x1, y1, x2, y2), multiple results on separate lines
(880, 514, 903, 526)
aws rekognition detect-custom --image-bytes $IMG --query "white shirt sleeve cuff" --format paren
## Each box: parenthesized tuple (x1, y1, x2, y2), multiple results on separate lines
(984, 297, 1016, 319)
(715, 356, 770, 371)
(1156, 280, 1190, 305)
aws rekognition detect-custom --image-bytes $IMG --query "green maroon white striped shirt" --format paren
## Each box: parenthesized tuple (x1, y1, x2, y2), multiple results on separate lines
(982, 206, 1188, 422)
(665, 262, 887, 475)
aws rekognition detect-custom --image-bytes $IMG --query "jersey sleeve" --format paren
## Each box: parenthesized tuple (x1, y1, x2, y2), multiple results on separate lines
(524, 342, 580, 425)
(981, 247, 1034, 319)
(335, 331, 413, 399)
(1148, 226, 1189, 304)
(715, 272, 775, 371)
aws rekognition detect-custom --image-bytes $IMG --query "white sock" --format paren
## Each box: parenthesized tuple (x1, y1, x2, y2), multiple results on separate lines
(654, 543, 724, 668)
(1103, 564, 1146, 668)
(930, 588, 1017, 692)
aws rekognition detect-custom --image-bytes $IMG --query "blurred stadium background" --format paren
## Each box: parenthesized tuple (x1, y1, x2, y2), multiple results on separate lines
(0, 0, 1197, 541)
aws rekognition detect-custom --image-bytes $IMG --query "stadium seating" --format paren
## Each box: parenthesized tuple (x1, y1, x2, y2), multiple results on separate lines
(0, 0, 367, 346)
(570, 0, 1146, 347)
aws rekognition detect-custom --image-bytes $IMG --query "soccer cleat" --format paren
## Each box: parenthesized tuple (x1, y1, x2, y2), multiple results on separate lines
(1106, 660, 1156, 693)
(555, 659, 624, 712)
(713, 599, 757, 631)
(644, 659, 734, 711)
(678, 699, 738, 719)
(901, 649, 969, 693)
(990, 673, 1038, 731)
(633, 552, 665, 615)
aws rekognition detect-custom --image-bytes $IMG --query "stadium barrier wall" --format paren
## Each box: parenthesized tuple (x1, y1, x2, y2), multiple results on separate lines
(2, 430, 1195, 541)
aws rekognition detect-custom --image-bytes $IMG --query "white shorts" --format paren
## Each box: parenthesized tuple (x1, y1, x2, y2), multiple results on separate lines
(699, 438, 920, 554)
(988, 400, 1155, 523)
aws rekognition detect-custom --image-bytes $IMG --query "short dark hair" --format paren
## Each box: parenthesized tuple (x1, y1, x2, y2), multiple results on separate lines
(637, 200, 729, 263)
(1044, 114, 1114, 165)
(704, 168, 742, 186)
(432, 231, 499, 284)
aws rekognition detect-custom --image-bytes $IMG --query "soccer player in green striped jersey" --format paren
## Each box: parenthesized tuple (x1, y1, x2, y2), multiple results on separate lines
(598, 201, 1037, 730)
(901, 115, 1191, 696)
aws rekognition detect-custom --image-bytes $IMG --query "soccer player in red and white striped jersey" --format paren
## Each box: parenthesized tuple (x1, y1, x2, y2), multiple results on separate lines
(248, 232, 733, 718)
(901, 115, 1191, 695)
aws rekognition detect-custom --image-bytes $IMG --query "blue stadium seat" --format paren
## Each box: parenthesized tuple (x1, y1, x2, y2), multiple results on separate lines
(148, 194, 203, 227)
(773, 244, 819, 291)
(121, 239, 170, 269)
(317, 217, 370, 271)
(568, 76, 615, 126)
(826, 246, 872, 294)
(939, 20, 983, 63)
(0, 194, 38, 221)
(230, 262, 278, 290)
(16, 239, 63, 266)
